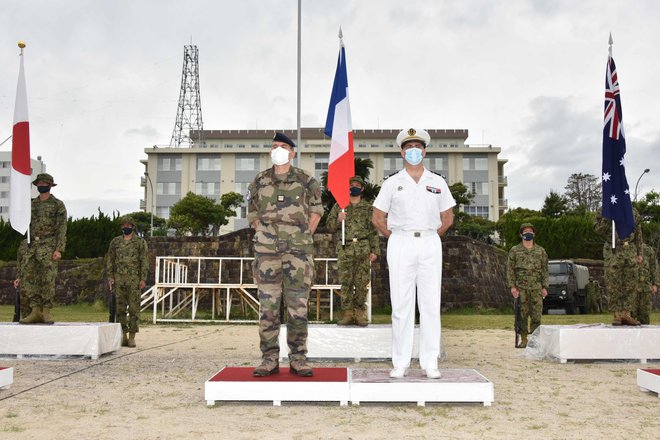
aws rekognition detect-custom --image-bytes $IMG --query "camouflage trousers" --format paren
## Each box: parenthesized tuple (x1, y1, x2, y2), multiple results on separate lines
(605, 263, 637, 312)
(21, 243, 58, 310)
(586, 288, 602, 314)
(114, 277, 141, 333)
(633, 286, 652, 325)
(519, 287, 543, 336)
(337, 249, 370, 311)
(253, 251, 314, 362)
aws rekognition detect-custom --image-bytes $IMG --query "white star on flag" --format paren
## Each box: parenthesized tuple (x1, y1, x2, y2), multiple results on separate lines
(624, 189, 630, 195)
(610, 195, 618, 204)
(619, 157, 625, 166)
(602, 172, 611, 182)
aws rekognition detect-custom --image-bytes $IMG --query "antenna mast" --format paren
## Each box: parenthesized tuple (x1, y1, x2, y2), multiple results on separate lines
(170, 45, 204, 147)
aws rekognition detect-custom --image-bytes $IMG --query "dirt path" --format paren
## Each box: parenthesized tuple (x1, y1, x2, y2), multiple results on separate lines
(1, 325, 658, 439)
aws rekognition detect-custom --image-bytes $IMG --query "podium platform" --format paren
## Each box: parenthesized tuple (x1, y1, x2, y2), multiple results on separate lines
(0, 367, 13, 390)
(205, 367, 350, 406)
(637, 369, 660, 398)
(350, 368, 494, 406)
(278, 324, 433, 361)
(205, 367, 493, 407)
(0, 322, 122, 360)
(529, 324, 660, 363)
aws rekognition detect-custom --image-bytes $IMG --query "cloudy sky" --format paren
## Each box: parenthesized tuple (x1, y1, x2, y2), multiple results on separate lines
(1, 0, 659, 219)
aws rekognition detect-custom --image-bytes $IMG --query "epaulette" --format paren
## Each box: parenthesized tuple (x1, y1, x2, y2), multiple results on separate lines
(430, 170, 447, 180)
(384, 171, 399, 181)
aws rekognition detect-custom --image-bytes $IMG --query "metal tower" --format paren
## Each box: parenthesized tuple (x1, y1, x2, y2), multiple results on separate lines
(170, 45, 204, 147)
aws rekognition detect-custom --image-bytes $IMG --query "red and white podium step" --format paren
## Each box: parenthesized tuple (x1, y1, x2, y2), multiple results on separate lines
(205, 367, 350, 406)
(0, 367, 13, 390)
(205, 367, 493, 407)
(0, 322, 122, 359)
(637, 369, 660, 398)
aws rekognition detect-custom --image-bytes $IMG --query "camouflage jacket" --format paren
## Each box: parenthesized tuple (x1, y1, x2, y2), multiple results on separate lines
(595, 214, 643, 256)
(640, 243, 660, 286)
(326, 200, 379, 255)
(105, 234, 149, 281)
(247, 166, 323, 254)
(507, 243, 549, 290)
(28, 194, 67, 252)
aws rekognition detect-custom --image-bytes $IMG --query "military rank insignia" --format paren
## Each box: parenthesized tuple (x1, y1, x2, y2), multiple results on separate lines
(397, 186, 403, 191)
(277, 195, 285, 202)
(426, 186, 442, 194)
(408, 128, 416, 136)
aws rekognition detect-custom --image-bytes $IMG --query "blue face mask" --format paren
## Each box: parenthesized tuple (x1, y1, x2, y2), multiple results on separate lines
(404, 147, 423, 165)
(349, 187, 363, 196)
(37, 186, 51, 194)
(522, 232, 535, 241)
(122, 227, 134, 236)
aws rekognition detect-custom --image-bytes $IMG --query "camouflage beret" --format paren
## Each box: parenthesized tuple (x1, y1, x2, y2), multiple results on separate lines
(349, 176, 366, 186)
(119, 215, 136, 226)
(32, 173, 57, 186)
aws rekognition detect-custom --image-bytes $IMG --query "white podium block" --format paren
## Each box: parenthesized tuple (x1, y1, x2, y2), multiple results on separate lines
(535, 324, 660, 363)
(278, 324, 429, 361)
(637, 369, 660, 398)
(205, 367, 350, 406)
(0, 322, 122, 360)
(0, 367, 13, 390)
(349, 369, 494, 406)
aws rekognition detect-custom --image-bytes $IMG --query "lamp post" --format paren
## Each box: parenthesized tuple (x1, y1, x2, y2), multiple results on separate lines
(144, 171, 154, 237)
(634, 168, 650, 202)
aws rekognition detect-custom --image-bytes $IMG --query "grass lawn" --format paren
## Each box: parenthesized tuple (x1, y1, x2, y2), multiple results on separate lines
(1, 304, 657, 330)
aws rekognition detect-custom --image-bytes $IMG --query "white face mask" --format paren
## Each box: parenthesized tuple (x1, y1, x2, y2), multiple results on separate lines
(270, 146, 291, 166)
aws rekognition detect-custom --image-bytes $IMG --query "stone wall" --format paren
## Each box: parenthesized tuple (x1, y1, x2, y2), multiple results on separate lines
(0, 230, 603, 311)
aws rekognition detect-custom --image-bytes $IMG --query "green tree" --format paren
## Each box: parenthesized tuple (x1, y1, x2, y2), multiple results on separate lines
(564, 173, 601, 213)
(541, 190, 569, 218)
(635, 190, 660, 253)
(168, 191, 243, 236)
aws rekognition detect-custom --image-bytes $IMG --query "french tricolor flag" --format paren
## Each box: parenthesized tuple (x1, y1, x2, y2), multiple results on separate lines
(324, 28, 355, 210)
(10, 43, 32, 235)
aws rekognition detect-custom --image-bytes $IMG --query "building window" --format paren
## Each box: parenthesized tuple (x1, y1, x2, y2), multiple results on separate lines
(463, 156, 488, 170)
(196, 156, 221, 171)
(225, 144, 233, 148)
(384, 156, 403, 172)
(158, 156, 182, 171)
(251, 144, 260, 148)
(234, 182, 250, 219)
(195, 182, 219, 197)
(157, 182, 180, 196)
(0, 191, 8, 198)
(464, 206, 489, 218)
(238, 144, 246, 149)
(156, 206, 170, 219)
(1, 161, 11, 168)
(0, 176, 9, 183)
(470, 182, 489, 195)
(236, 157, 258, 171)
(0, 206, 8, 213)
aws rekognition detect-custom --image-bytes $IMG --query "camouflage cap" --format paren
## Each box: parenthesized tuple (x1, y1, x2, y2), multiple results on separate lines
(119, 215, 136, 226)
(519, 222, 536, 234)
(32, 173, 57, 186)
(349, 176, 366, 187)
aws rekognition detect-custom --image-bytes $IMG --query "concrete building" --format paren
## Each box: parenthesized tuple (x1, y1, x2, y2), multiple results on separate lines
(141, 128, 507, 233)
(0, 151, 47, 223)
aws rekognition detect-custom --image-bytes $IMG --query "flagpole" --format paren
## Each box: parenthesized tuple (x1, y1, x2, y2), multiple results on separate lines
(608, 33, 615, 251)
(295, 0, 301, 167)
(338, 27, 345, 246)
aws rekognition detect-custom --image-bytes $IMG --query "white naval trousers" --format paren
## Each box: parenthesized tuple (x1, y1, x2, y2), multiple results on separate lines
(387, 230, 443, 370)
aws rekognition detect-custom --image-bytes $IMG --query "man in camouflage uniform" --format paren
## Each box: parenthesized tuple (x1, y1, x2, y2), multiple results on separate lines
(632, 243, 659, 325)
(507, 223, 548, 348)
(247, 132, 323, 377)
(597, 214, 643, 325)
(585, 278, 603, 314)
(105, 216, 149, 347)
(15, 173, 67, 324)
(327, 176, 379, 326)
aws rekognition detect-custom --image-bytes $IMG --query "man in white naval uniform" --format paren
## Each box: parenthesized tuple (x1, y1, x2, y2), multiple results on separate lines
(372, 127, 455, 379)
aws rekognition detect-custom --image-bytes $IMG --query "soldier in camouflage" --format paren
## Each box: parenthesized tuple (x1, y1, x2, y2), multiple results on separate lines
(585, 278, 603, 314)
(326, 176, 379, 326)
(632, 243, 659, 325)
(596, 214, 643, 325)
(15, 173, 67, 324)
(105, 216, 149, 347)
(248, 132, 323, 377)
(507, 223, 548, 348)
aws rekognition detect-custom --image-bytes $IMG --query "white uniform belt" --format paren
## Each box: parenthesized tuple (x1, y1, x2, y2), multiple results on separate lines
(391, 230, 437, 238)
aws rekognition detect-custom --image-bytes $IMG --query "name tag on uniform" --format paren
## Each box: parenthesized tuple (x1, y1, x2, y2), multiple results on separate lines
(277, 195, 285, 202)
(426, 186, 442, 194)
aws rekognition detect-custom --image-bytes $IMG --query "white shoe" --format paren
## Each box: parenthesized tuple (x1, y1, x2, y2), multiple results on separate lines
(389, 367, 407, 379)
(425, 368, 441, 379)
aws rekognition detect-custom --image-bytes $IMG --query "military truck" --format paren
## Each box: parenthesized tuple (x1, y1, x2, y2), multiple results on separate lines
(544, 260, 589, 314)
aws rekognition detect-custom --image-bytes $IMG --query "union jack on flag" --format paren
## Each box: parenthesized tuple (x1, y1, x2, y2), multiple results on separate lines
(601, 51, 635, 240)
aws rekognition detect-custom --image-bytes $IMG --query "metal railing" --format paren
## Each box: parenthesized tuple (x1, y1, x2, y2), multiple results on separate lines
(142, 256, 371, 324)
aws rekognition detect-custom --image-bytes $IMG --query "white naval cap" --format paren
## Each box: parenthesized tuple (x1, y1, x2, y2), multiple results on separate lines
(396, 127, 431, 148)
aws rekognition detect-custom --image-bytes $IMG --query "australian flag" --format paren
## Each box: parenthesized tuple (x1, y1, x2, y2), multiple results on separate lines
(601, 52, 635, 240)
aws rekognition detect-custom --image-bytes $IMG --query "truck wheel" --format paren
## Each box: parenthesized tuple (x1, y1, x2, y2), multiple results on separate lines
(565, 300, 576, 315)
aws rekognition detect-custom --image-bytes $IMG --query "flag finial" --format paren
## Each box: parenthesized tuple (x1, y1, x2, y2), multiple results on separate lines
(18, 40, 26, 49)
(608, 33, 613, 56)
(338, 27, 343, 40)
